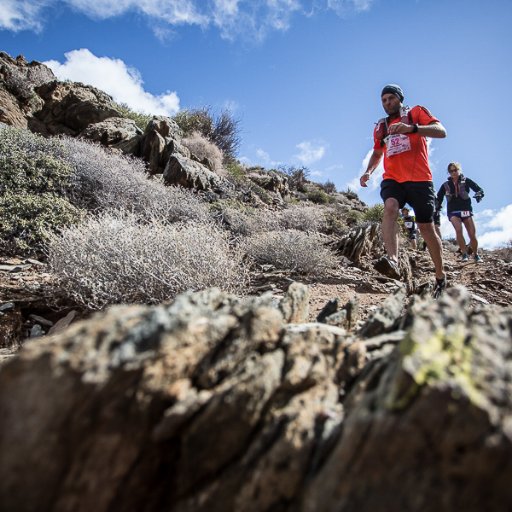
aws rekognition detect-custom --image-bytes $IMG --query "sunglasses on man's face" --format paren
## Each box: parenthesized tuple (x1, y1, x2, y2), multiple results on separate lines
(448, 169, 458, 173)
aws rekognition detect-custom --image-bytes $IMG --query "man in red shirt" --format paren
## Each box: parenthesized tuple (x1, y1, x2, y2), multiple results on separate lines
(360, 84, 447, 295)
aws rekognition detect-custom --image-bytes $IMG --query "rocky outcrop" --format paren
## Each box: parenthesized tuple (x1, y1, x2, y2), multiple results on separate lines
(247, 169, 290, 199)
(31, 80, 121, 136)
(141, 117, 189, 175)
(0, 52, 54, 127)
(79, 117, 143, 154)
(163, 154, 224, 191)
(0, 52, 54, 108)
(0, 88, 27, 128)
(0, 285, 511, 511)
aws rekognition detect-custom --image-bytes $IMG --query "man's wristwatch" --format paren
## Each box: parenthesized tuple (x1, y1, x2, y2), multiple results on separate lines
(411, 123, 419, 133)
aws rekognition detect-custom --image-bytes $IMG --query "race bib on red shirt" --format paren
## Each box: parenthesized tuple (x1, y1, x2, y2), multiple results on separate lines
(386, 134, 411, 156)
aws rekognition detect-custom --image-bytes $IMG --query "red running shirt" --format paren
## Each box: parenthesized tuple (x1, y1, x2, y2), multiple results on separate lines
(373, 105, 440, 182)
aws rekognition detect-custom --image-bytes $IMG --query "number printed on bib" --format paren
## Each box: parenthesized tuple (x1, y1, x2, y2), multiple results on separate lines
(386, 134, 411, 157)
(461, 211, 471, 218)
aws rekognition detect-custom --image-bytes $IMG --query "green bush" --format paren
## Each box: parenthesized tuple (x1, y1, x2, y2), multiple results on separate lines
(114, 102, 152, 131)
(0, 127, 83, 255)
(173, 108, 240, 160)
(345, 209, 364, 227)
(0, 127, 72, 195)
(280, 166, 309, 192)
(361, 203, 384, 223)
(0, 193, 82, 255)
(305, 185, 333, 205)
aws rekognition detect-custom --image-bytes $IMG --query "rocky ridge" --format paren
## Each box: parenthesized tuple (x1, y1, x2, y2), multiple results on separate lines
(0, 283, 511, 511)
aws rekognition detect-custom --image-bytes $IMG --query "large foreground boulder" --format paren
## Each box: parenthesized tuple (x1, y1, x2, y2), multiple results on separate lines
(0, 286, 511, 512)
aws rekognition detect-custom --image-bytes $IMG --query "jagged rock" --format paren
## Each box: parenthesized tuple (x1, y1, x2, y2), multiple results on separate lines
(145, 115, 182, 141)
(247, 169, 289, 198)
(317, 297, 360, 330)
(79, 117, 143, 154)
(333, 222, 379, 264)
(0, 52, 55, 111)
(0, 89, 27, 128)
(357, 284, 406, 337)
(0, 286, 510, 511)
(141, 128, 166, 174)
(163, 154, 223, 191)
(302, 286, 512, 511)
(0, 308, 22, 349)
(30, 80, 121, 136)
(278, 281, 309, 323)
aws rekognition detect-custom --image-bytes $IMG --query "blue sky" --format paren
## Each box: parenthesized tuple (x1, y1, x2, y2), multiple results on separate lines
(1, 0, 511, 248)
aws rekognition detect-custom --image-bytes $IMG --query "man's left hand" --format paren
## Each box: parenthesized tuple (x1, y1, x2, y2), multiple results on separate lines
(388, 123, 414, 135)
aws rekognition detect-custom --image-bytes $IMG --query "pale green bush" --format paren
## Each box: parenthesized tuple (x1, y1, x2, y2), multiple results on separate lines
(0, 193, 82, 255)
(0, 127, 82, 255)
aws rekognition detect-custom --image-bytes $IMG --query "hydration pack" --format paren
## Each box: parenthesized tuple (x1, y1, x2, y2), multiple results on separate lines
(444, 175, 470, 201)
(375, 106, 412, 147)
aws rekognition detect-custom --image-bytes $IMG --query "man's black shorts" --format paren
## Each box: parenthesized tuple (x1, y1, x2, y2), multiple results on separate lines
(380, 180, 436, 223)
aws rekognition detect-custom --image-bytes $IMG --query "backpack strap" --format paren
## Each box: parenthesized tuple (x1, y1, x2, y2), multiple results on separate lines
(375, 106, 413, 147)
(375, 118, 388, 147)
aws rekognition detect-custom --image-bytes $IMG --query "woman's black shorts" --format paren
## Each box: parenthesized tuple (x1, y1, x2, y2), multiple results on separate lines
(380, 179, 436, 223)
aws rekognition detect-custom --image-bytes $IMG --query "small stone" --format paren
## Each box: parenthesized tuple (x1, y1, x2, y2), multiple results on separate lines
(30, 324, 44, 338)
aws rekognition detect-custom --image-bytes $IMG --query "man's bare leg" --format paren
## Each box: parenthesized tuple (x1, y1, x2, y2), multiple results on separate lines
(382, 197, 400, 262)
(418, 222, 445, 279)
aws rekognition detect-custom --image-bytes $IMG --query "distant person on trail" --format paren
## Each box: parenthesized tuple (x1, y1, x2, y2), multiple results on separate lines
(401, 207, 417, 250)
(436, 162, 484, 263)
(360, 84, 447, 296)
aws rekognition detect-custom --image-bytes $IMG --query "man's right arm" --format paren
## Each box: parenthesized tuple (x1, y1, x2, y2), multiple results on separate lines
(360, 149, 383, 187)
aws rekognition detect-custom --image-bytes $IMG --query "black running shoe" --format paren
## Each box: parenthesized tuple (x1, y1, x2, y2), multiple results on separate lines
(432, 276, 446, 299)
(374, 256, 400, 280)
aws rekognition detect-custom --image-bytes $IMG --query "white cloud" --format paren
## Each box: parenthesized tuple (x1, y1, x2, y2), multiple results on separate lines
(0, 0, 51, 32)
(0, 0, 376, 40)
(346, 147, 384, 192)
(295, 140, 326, 165)
(254, 148, 282, 167)
(475, 205, 512, 249)
(326, 0, 374, 16)
(437, 205, 512, 250)
(44, 49, 180, 116)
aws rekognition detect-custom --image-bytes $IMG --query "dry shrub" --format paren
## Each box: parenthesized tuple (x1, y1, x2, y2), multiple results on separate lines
(244, 229, 338, 275)
(182, 131, 225, 176)
(48, 212, 249, 309)
(277, 205, 329, 233)
(59, 137, 210, 222)
(214, 204, 280, 236)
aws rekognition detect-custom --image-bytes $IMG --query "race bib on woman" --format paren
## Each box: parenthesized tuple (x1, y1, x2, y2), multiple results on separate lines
(461, 210, 471, 218)
(386, 134, 411, 156)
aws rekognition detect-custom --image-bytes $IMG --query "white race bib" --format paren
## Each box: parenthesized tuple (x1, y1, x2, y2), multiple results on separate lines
(404, 222, 413, 228)
(386, 134, 411, 156)
(461, 210, 471, 218)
